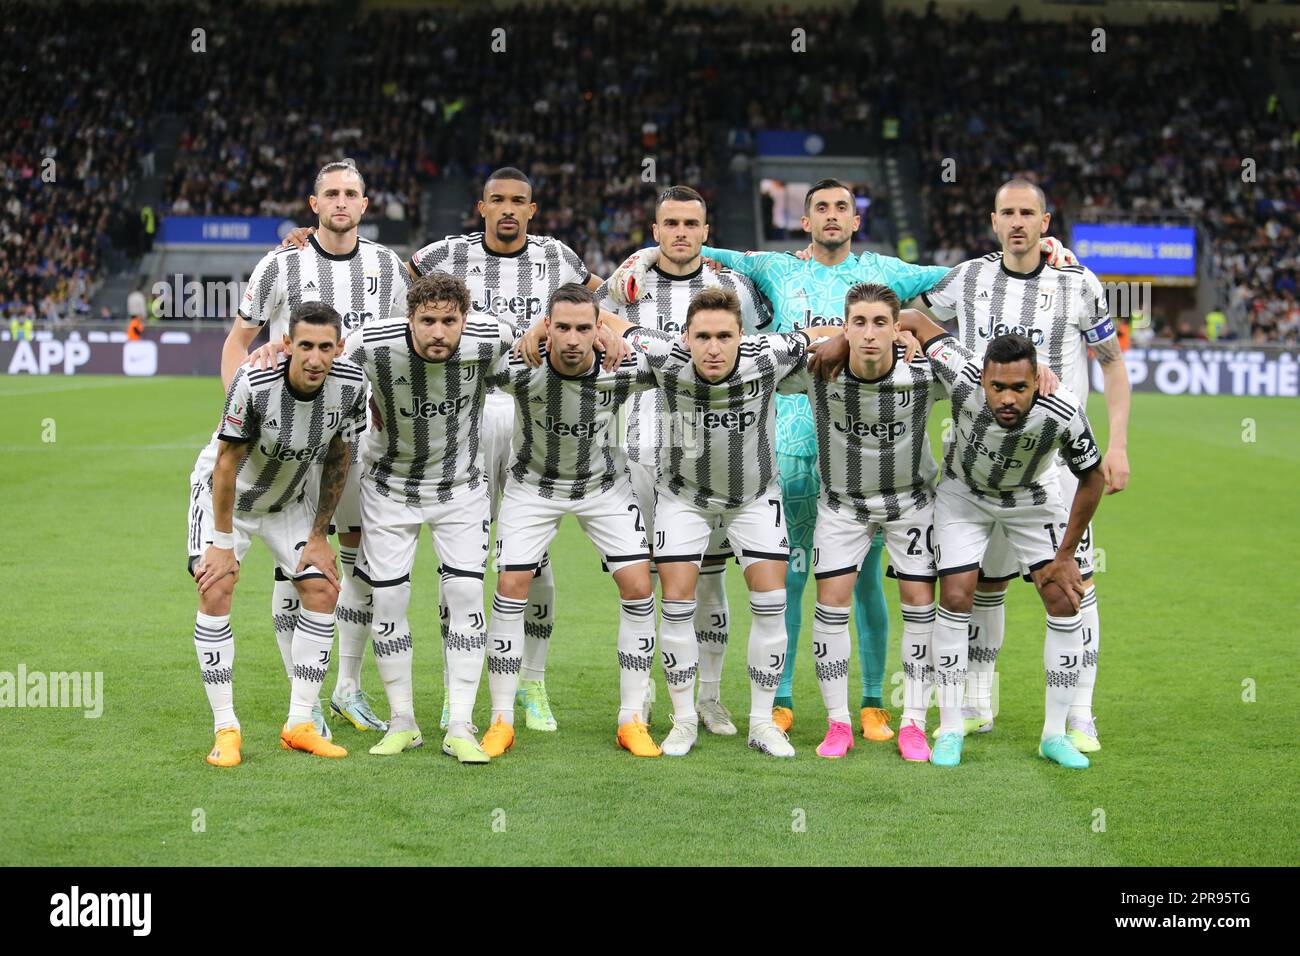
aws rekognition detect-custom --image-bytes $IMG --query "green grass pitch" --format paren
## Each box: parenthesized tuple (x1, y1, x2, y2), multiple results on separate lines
(0, 374, 1295, 866)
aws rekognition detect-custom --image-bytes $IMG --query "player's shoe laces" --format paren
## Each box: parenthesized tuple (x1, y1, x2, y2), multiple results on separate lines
(281, 720, 347, 758)
(859, 706, 895, 741)
(617, 714, 662, 757)
(311, 700, 332, 741)
(481, 716, 516, 757)
(330, 690, 388, 732)
(516, 679, 557, 732)
(660, 715, 698, 757)
(206, 727, 242, 767)
(771, 706, 794, 734)
(441, 732, 490, 764)
(931, 731, 964, 767)
(748, 721, 795, 758)
(897, 722, 931, 762)
(368, 725, 423, 756)
(1039, 734, 1090, 769)
(439, 696, 450, 731)
(933, 708, 994, 738)
(815, 720, 855, 758)
(697, 699, 737, 736)
(1066, 716, 1101, 753)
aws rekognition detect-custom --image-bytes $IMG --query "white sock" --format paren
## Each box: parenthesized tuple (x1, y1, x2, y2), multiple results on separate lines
(194, 611, 237, 732)
(271, 573, 298, 681)
(520, 559, 555, 682)
(1044, 613, 1084, 740)
(617, 597, 656, 724)
(487, 593, 526, 724)
(900, 602, 937, 727)
(1070, 585, 1099, 722)
(812, 603, 851, 724)
(965, 589, 1005, 718)
(442, 572, 488, 727)
(694, 565, 729, 704)
(370, 582, 415, 724)
(933, 606, 970, 735)
(332, 547, 369, 699)
(659, 598, 698, 721)
(439, 594, 450, 699)
(288, 608, 334, 726)
(747, 589, 787, 724)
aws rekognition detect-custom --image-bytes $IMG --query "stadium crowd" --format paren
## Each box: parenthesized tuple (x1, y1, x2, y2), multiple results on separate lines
(4, 1, 1298, 343)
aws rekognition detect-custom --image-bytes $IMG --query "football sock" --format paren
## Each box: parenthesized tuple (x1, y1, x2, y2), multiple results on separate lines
(271, 572, 298, 680)
(660, 599, 698, 720)
(1070, 585, 1099, 722)
(288, 608, 334, 726)
(487, 593, 527, 725)
(617, 597, 656, 725)
(900, 602, 937, 727)
(748, 589, 788, 723)
(967, 589, 1006, 718)
(441, 572, 488, 727)
(520, 558, 555, 683)
(370, 581, 415, 725)
(777, 552, 808, 703)
(1044, 613, 1084, 740)
(694, 565, 729, 705)
(933, 606, 971, 735)
(332, 546, 368, 699)
(854, 536, 890, 708)
(812, 603, 851, 723)
(194, 612, 236, 732)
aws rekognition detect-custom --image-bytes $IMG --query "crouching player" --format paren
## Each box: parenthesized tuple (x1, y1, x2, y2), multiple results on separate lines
(798, 284, 950, 762)
(188, 302, 365, 766)
(900, 309, 1106, 768)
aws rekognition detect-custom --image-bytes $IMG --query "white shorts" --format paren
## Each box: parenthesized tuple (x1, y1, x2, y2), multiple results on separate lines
(812, 497, 937, 583)
(627, 459, 731, 563)
(977, 462, 1094, 582)
(653, 484, 788, 571)
(483, 390, 515, 522)
(934, 479, 1074, 579)
(186, 481, 326, 581)
(495, 476, 651, 574)
(355, 476, 490, 586)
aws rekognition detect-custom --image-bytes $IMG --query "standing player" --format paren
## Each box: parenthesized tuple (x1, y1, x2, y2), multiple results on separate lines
(340, 274, 519, 763)
(915, 179, 1130, 751)
(230, 159, 409, 737)
(480, 284, 659, 758)
(593, 185, 774, 737)
(409, 167, 609, 733)
(612, 289, 842, 757)
(900, 309, 1107, 768)
(608, 180, 949, 742)
(790, 284, 950, 761)
(189, 302, 365, 766)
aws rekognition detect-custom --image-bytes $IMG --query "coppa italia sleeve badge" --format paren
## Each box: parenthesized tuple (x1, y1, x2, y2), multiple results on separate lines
(226, 402, 245, 427)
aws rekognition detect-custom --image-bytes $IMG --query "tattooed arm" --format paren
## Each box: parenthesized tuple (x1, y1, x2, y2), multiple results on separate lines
(1093, 335, 1131, 494)
(297, 433, 349, 589)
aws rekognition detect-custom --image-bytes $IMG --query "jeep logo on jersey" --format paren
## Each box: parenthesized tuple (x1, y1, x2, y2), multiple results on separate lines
(473, 290, 543, 325)
(260, 440, 328, 462)
(399, 394, 474, 419)
(800, 311, 845, 329)
(958, 424, 1024, 468)
(536, 415, 607, 440)
(976, 315, 1045, 346)
(834, 415, 906, 442)
(342, 310, 374, 331)
(661, 319, 683, 336)
(698, 408, 757, 432)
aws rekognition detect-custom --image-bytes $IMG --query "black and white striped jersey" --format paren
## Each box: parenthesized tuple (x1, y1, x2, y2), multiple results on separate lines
(410, 232, 591, 333)
(343, 316, 516, 505)
(925, 334, 1102, 507)
(921, 253, 1116, 398)
(239, 235, 410, 340)
(626, 329, 810, 509)
(784, 345, 941, 522)
(595, 262, 773, 474)
(490, 348, 656, 501)
(194, 357, 367, 515)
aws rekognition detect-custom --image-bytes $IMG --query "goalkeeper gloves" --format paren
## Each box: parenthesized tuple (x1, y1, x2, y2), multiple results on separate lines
(1039, 236, 1079, 267)
(606, 247, 660, 306)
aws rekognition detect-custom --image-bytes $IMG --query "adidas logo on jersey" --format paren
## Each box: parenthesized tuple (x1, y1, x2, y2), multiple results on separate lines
(263, 417, 279, 429)
(395, 375, 409, 385)
(975, 290, 990, 299)
(778, 536, 789, 548)
(303, 280, 318, 292)
(469, 266, 483, 275)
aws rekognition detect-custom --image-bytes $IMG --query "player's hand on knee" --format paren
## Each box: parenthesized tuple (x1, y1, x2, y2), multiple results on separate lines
(1035, 364, 1060, 396)
(513, 323, 546, 367)
(298, 535, 339, 590)
(279, 226, 316, 249)
(1035, 558, 1084, 612)
(196, 545, 239, 594)
(245, 340, 287, 372)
